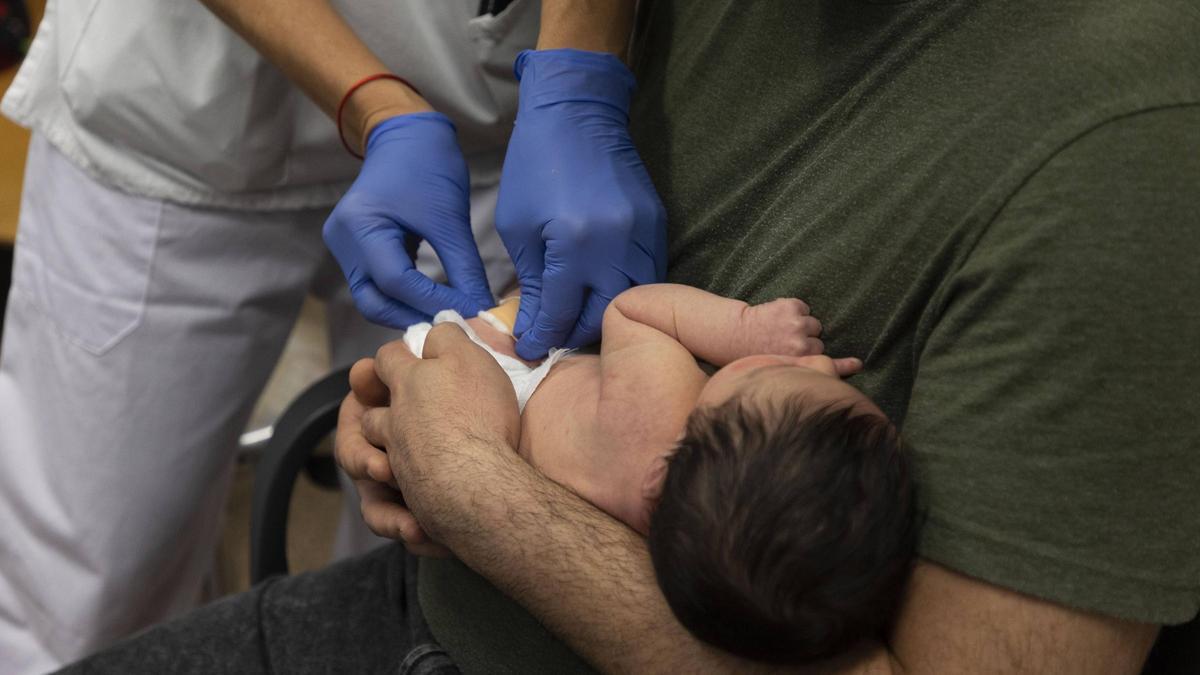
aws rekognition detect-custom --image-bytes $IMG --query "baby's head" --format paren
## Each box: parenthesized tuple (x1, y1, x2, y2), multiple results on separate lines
(646, 354, 918, 664)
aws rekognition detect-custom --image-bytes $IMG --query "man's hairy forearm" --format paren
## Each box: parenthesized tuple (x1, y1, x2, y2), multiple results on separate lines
(432, 442, 1157, 675)
(196, 0, 428, 150)
(432, 441, 895, 674)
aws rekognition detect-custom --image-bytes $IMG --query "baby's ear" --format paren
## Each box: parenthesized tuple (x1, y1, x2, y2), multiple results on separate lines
(632, 454, 674, 536)
(641, 453, 673, 503)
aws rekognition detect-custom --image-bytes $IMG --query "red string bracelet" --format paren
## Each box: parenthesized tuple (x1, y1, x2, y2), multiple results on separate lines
(336, 73, 423, 159)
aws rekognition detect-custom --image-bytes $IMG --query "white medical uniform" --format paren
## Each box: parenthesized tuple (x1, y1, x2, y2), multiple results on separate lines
(0, 1, 537, 671)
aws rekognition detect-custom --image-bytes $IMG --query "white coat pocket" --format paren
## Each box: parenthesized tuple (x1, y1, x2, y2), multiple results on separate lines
(14, 136, 161, 356)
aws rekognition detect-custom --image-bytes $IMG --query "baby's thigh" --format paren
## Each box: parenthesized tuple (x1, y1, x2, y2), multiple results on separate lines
(465, 316, 526, 362)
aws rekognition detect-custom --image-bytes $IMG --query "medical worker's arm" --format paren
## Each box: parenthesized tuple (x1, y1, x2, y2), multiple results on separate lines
(198, 0, 494, 326)
(497, 0, 669, 361)
(197, 0, 426, 152)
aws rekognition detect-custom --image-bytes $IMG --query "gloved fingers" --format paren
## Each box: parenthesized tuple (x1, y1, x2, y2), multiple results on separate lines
(622, 242, 663, 286)
(350, 277, 430, 328)
(425, 234, 496, 312)
(503, 235, 546, 338)
(515, 273, 586, 361)
(402, 232, 422, 265)
(362, 234, 485, 318)
(562, 288, 613, 349)
(512, 276, 541, 339)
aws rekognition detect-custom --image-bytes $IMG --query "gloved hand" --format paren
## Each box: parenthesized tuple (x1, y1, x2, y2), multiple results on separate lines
(323, 112, 495, 328)
(496, 49, 668, 360)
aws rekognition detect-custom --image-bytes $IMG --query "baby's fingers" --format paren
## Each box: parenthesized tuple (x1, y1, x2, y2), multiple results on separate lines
(833, 357, 864, 377)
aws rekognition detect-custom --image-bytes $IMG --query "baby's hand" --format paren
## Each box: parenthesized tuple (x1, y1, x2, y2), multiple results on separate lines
(739, 298, 825, 357)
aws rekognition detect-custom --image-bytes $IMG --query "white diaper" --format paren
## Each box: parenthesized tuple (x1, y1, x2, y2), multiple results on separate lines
(403, 310, 573, 412)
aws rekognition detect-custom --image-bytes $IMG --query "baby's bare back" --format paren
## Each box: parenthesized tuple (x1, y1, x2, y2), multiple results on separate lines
(464, 314, 703, 531)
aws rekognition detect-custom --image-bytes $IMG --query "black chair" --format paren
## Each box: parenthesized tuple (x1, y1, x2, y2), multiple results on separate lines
(249, 366, 349, 584)
(1143, 619, 1200, 675)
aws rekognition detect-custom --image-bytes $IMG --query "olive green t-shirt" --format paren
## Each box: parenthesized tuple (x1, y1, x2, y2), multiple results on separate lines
(420, 1, 1200, 671)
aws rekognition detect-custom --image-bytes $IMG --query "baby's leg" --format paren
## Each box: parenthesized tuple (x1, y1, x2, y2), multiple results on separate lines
(465, 298, 540, 365)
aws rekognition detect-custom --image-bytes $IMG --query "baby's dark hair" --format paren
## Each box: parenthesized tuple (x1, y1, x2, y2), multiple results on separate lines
(647, 395, 918, 664)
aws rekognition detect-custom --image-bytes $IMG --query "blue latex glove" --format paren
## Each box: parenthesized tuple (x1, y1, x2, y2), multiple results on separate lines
(496, 49, 668, 360)
(323, 113, 495, 328)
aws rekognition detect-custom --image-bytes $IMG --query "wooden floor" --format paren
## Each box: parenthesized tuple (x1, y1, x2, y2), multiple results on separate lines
(0, 67, 29, 245)
(0, 0, 43, 245)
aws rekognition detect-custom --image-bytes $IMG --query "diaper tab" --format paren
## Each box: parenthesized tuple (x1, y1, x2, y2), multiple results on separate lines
(479, 296, 520, 335)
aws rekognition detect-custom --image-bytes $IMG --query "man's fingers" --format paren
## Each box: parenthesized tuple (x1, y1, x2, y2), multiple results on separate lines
(360, 405, 402, 490)
(335, 394, 389, 481)
(357, 481, 418, 538)
(357, 401, 415, 485)
(349, 358, 389, 407)
(420, 321, 476, 360)
(373, 339, 420, 389)
(356, 480, 449, 556)
(361, 407, 392, 451)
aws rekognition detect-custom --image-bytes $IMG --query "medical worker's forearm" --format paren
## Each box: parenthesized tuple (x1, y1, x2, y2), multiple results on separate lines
(196, 0, 430, 152)
(537, 0, 637, 58)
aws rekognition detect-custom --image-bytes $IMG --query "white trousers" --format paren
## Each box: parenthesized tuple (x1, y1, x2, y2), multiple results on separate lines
(0, 136, 513, 673)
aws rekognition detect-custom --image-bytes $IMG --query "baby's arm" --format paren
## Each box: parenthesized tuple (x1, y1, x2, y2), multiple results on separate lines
(605, 283, 825, 366)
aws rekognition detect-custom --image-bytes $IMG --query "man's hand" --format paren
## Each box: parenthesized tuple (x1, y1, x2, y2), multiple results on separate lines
(359, 325, 522, 544)
(323, 113, 496, 329)
(496, 48, 668, 360)
(334, 359, 449, 557)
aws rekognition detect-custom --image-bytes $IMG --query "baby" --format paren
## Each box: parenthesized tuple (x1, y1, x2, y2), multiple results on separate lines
(403, 283, 918, 664)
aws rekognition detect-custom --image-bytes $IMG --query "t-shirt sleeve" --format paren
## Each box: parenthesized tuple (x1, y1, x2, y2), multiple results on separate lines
(902, 105, 1200, 624)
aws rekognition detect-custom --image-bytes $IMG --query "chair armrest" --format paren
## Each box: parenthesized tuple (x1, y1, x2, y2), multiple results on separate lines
(249, 366, 351, 584)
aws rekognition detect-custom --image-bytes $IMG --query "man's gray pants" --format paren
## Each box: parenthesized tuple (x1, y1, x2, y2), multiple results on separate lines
(56, 545, 458, 674)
